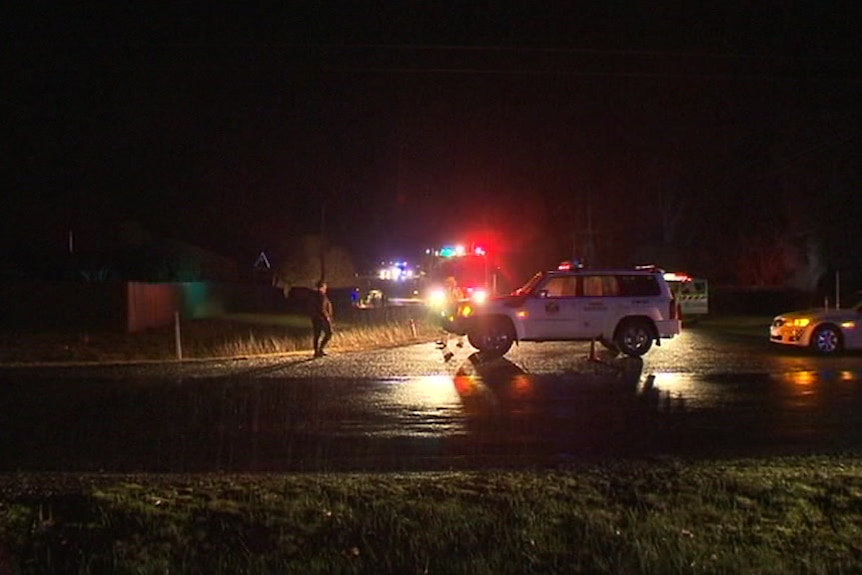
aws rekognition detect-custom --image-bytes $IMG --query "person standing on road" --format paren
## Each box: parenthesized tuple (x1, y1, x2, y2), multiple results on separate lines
(436, 276, 465, 350)
(311, 280, 333, 358)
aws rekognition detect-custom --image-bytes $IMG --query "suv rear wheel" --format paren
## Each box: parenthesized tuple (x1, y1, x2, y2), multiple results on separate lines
(614, 319, 655, 357)
(468, 318, 515, 359)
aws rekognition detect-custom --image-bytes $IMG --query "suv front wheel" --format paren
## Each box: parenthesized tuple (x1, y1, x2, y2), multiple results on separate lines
(614, 319, 655, 357)
(468, 318, 516, 359)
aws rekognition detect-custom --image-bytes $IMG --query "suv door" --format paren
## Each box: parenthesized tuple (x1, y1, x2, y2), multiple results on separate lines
(521, 274, 577, 340)
(569, 275, 620, 339)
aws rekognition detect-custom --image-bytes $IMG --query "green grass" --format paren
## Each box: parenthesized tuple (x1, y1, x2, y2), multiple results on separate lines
(3, 456, 862, 574)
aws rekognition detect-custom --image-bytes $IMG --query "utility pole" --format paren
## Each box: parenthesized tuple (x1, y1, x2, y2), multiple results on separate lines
(584, 199, 596, 266)
(571, 195, 596, 266)
(319, 201, 326, 281)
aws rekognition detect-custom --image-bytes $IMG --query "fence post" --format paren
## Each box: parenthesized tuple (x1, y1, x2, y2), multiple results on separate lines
(174, 312, 183, 360)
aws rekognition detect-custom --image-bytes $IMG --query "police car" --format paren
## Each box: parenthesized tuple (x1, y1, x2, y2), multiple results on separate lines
(446, 264, 682, 358)
(770, 302, 862, 354)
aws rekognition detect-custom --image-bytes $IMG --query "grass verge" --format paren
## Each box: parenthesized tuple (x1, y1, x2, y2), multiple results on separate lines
(0, 314, 442, 364)
(2, 456, 862, 574)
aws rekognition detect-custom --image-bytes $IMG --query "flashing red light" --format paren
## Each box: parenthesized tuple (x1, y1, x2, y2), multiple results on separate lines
(663, 272, 692, 282)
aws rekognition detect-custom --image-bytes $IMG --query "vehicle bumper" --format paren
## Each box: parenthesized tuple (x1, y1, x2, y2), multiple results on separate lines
(769, 326, 811, 347)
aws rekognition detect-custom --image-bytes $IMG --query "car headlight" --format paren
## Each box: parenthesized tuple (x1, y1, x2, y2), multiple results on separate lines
(471, 289, 488, 304)
(789, 318, 811, 328)
(428, 289, 446, 308)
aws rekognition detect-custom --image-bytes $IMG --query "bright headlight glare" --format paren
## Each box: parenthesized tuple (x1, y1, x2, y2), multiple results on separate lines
(790, 318, 811, 327)
(460, 305, 473, 317)
(428, 289, 446, 307)
(471, 289, 488, 304)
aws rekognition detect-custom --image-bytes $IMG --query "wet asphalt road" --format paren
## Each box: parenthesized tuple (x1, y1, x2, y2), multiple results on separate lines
(2, 326, 862, 473)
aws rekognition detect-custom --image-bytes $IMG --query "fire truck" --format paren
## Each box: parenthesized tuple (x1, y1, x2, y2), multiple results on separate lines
(663, 272, 709, 319)
(423, 244, 493, 308)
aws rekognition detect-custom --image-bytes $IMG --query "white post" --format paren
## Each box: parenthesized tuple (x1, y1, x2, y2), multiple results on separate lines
(836, 270, 840, 309)
(174, 312, 183, 360)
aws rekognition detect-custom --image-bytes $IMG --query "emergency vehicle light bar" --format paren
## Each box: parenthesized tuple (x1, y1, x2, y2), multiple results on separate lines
(663, 272, 692, 282)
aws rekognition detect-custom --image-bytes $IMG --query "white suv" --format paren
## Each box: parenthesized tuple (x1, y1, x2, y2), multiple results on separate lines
(446, 265, 682, 358)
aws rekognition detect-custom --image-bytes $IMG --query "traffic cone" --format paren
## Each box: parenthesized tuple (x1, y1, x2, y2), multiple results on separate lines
(589, 338, 601, 362)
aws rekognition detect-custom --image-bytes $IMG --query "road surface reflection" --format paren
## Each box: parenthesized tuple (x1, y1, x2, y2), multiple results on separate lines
(2, 355, 862, 473)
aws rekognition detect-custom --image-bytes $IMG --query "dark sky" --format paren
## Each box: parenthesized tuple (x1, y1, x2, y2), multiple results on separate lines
(5, 3, 862, 274)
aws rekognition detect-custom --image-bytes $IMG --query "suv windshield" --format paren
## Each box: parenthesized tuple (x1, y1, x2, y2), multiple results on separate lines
(514, 272, 545, 295)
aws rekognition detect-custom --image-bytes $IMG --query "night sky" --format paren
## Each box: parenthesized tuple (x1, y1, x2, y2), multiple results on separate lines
(5, 3, 862, 282)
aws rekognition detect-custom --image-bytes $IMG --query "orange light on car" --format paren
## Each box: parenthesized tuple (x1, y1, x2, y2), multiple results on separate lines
(841, 321, 856, 329)
(516, 310, 528, 318)
(789, 318, 811, 327)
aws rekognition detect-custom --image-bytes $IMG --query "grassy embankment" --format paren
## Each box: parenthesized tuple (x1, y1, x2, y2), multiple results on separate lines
(3, 457, 862, 574)
(0, 311, 442, 364)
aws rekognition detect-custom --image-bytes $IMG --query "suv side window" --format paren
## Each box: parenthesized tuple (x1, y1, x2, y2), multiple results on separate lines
(616, 274, 661, 297)
(542, 276, 577, 297)
(580, 275, 620, 297)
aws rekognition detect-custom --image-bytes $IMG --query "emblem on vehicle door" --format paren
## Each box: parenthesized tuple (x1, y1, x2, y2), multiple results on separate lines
(545, 301, 560, 314)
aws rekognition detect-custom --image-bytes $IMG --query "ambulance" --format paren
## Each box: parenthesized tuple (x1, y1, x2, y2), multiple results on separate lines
(663, 272, 709, 319)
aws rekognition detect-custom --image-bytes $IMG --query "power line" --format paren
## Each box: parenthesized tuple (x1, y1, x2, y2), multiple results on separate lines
(278, 42, 862, 66)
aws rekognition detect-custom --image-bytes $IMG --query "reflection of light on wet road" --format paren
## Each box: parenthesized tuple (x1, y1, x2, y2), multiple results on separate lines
(390, 375, 462, 407)
(336, 355, 862, 462)
(355, 376, 468, 438)
(510, 374, 535, 400)
(647, 368, 862, 412)
(784, 371, 816, 386)
(773, 370, 861, 413)
(778, 370, 859, 385)
(644, 373, 726, 409)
